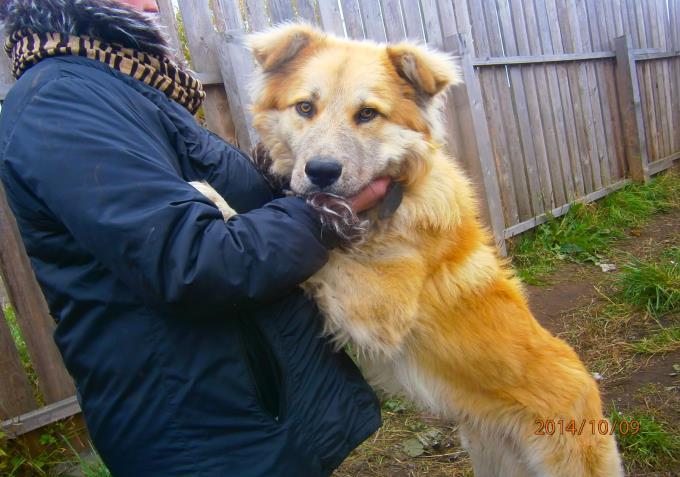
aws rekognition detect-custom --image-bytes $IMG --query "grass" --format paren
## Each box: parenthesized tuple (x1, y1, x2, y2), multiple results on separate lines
(631, 325, 680, 354)
(616, 247, 680, 318)
(511, 171, 680, 284)
(610, 407, 680, 469)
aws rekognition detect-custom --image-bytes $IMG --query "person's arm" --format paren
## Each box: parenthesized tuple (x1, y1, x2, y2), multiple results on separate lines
(3, 76, 329, 314)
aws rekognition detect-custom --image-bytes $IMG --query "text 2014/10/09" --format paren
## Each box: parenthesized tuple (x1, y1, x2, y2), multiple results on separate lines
(534, 419, 640, 436)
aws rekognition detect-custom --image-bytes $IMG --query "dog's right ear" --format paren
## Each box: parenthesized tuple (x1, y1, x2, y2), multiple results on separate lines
(247, 23, 324, 73)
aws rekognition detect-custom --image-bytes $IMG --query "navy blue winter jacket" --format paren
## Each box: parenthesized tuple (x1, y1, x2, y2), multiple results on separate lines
(0, 55, 380, 476)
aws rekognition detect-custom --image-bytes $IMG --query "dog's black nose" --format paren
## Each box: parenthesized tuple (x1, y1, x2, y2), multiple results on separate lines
(305, 158, 342, 188)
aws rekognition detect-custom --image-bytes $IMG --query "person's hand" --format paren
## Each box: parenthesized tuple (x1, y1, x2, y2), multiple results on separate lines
(349, 177, 391, 213)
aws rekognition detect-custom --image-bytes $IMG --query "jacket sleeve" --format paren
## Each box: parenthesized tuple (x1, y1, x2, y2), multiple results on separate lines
(4, 76, 329, 312)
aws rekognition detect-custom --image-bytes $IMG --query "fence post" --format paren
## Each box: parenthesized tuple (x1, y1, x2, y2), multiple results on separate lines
(177, 0, 237, 144)
(444, 34, 507, 255)
(0, 183, 75, 403)
(614, 35, 650, 183)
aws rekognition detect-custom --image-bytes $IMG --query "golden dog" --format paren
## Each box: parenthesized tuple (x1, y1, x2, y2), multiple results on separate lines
(195, 24, 624, 477)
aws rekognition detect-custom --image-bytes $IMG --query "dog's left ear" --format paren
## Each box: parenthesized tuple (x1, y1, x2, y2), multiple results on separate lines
(387, 44, 462, 97)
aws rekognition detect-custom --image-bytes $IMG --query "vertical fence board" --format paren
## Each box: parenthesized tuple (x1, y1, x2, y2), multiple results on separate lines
(534, 0, 573, 202)
(382, 0, 407, 40)
(269, 0, 296, 24)
(340, 0, 366, 38)
(214, 0, 258, 150)
(318, 0, 346, 36)
(521, 0, 563, 207)
(244, 0, 270, 31)
(358, 0, 387, 41)
(420, 0, 444, 46)
(0, 305, 38, 419)
(296, 0, 319, 24)
(157, 0, 186, 63)
(400, 0, 425, 42)
(178, 0, 236, 143)
(446, 34, 507, 253)
(0, 184, 75, 403)
(504, 0, 552, 213)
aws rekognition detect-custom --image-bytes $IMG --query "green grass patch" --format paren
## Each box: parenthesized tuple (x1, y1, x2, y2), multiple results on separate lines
(510, 171, 679, 284)
(2, 304, 41, 403)
(616, 247, 679, 317)
(610, 408, 680, 469)
(631, 325, 680, 354)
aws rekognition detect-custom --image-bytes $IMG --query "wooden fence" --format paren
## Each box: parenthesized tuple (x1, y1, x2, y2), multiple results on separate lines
(1, 0, 678, 440)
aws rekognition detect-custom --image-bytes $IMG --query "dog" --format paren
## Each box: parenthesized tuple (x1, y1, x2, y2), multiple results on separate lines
(193, 24, 624, 477)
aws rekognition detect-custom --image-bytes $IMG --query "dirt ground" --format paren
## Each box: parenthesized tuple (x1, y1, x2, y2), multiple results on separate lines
(335, 208, 680, 477)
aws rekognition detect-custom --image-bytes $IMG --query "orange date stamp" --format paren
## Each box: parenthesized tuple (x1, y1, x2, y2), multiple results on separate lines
(534, 419, 640, 436)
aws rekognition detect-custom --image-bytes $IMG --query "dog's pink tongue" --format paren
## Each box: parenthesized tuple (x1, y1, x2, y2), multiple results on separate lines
(350, 177, 392, 213)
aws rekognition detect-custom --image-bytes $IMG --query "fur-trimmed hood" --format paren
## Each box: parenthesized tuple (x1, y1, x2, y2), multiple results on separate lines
(0, 0, 173, 59)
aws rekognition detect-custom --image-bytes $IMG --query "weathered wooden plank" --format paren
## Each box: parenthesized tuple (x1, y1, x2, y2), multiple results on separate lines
(157, 0, 185, 63)
(535, 0, 576, 201)
(420, 0, 443, 47)
(340, 0, 365, 39)
(400, 0, 425, 42)
(521, 0, 562, 208)
(213, 1, 258, 150)
(0, 305, 38, 420)
(317, 0, 345, 37)
(496, 0, 543, 216)
(574, 0, 606, 190)
(601, 0, 626, 180)
(381, 0, 406, 41)
(244, 0, 270, 31)
(358, 0, 387, 41)
(178, 0, 236, 142)
(1, 396, 80, 438)
(269, 0, 296, 24)
(467, 0, 523, 224)
(645, 0, 669, 159)
(633, 0, 659, 162)
(504, 179, 631, 239)
(653, 0, 674, 156)
(295, 0, 318, 24)
(484, 0, 537, 220)
(445, 34, 507, 254)
(0, 183, 75, 403)
(648, 151, 680, 175)
(584, 0, 613, 187)
(558, 0, 597, 194)
(472, 51, 616, 66)
(433, 0, 463, 162)
(545, 0, 585, 198)
(614, 35, 650, 182)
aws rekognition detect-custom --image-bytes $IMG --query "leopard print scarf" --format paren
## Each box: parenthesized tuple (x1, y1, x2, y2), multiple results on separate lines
(5, 30, 205, 114)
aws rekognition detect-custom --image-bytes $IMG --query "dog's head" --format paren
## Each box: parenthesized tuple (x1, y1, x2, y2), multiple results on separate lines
(248, 24, 461, 198)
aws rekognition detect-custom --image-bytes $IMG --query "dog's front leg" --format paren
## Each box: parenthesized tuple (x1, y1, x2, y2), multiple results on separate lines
(304, 249, 426, 358)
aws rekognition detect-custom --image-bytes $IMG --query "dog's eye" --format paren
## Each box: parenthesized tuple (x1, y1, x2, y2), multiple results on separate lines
(357, 107, 378, 123)
(295, 101, 315, 118)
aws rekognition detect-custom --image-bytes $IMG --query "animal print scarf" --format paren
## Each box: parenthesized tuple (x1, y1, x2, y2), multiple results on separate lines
(5, 30, 205, 114)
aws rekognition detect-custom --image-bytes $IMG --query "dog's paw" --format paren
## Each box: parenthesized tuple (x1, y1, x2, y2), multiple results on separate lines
(306, 192, 368, 250)
(250, 143, 290, 194)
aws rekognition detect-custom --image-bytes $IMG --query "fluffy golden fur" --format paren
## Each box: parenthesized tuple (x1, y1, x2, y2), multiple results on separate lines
(199, 24, 624, 476)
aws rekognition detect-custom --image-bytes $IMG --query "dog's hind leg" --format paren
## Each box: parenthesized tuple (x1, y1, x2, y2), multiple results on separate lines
(459, 423, 536, 477)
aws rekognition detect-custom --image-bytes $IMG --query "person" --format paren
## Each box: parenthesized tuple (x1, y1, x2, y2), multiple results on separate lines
(0, 0, 386, 475)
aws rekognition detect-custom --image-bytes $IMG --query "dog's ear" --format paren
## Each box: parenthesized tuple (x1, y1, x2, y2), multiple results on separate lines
(387, 43, 462, 97)
(247, 23, 324, 73)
